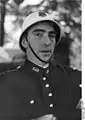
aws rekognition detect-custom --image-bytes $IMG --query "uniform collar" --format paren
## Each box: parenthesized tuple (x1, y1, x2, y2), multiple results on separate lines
(23, 60, 50, 73)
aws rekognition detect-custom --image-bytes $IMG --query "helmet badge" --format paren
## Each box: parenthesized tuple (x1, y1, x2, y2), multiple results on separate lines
(38, 11, 47, 17)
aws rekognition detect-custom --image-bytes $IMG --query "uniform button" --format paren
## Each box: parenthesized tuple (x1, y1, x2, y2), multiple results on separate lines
(30, 100, 35, 104)
(79, 84, 82, 87)
(48, 93, 52, 96)
(43, 77, 46, 80)
(46, 69, 49, 73)
(17, 66, 21, 69)
(49, 104, 53, 107)
(45, 84, 49, 88)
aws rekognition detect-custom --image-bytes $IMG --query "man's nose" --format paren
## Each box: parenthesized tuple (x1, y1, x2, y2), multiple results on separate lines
(44, 35, 51, 46)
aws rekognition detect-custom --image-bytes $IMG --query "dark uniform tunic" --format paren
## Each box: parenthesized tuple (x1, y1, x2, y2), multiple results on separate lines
(0, 60, 81, 120)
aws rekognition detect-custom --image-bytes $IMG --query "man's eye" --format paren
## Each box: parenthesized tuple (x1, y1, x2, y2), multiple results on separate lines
(49, 33, 56, 38)
(35, 33, 43, 37)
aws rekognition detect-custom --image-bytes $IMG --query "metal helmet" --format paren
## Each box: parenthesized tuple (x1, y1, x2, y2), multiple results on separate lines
(19, 11, 62, 52)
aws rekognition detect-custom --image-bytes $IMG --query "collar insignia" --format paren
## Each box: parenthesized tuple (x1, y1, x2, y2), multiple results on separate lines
(32, 67, 39, 72)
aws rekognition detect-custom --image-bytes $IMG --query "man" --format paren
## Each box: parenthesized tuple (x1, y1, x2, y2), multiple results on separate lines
(0, 11, 81, 120)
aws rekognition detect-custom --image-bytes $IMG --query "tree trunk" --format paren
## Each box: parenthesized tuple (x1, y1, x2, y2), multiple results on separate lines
(0, 0, 6, 46)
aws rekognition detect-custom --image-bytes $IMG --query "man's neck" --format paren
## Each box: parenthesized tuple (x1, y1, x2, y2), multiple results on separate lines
(27, 55, 49, 68)
(30, 60, 49, 68)
(26, 48, 49, 68)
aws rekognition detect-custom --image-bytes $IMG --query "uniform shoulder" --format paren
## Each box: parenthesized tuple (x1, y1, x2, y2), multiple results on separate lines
(63, 65, 81, 74)
(56, 63, 81, 73)
(57, 64, 81, 86)
(0, 65, 22, 80)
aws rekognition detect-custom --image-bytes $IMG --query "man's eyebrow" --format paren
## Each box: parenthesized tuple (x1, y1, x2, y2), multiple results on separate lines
(32, 29, 56, 33)
(32, 29, 45, 33)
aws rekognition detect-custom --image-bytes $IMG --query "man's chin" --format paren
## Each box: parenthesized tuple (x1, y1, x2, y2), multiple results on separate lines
(40, 56, 51, 63)
(38, 53, 52, 62)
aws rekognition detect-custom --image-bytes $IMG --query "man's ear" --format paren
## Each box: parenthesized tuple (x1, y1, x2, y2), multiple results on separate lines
(21, 38, 28, 49)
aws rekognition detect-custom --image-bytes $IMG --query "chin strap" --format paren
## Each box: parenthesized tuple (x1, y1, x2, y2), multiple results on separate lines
(27, 41, 49, 64)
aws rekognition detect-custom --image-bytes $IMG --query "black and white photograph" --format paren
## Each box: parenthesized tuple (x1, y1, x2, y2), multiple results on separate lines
(0, 0, 82, 120)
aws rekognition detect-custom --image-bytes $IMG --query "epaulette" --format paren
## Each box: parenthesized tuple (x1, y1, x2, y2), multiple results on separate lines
(56, 63, 81, 78)
(0, 65, 22, 76)
(63, 65, 81, 73)
(62, 65, 81, 87)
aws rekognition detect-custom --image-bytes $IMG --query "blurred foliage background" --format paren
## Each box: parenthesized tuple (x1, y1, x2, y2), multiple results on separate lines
(0, 0, 81, 70)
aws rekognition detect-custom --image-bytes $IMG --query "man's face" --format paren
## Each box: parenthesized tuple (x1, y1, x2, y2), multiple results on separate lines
(26, 22, 56, 62)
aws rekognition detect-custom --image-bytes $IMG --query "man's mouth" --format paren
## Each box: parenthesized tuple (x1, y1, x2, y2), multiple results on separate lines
(40, 51, 52, 57)
(40, 50, 52, 53)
